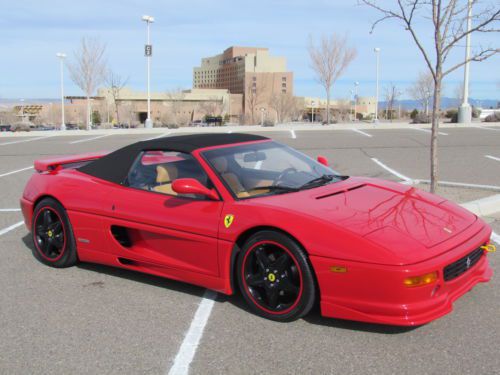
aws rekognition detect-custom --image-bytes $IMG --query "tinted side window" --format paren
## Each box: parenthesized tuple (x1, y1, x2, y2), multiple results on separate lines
(126, 151, 211, 197)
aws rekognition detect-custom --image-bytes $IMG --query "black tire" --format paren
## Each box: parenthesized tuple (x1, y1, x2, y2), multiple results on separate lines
(237, 230, 316, 322)
(31, 198, 78, 268)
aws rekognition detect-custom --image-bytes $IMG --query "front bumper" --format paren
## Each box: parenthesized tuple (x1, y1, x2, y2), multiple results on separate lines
(311, 223, 493, 326)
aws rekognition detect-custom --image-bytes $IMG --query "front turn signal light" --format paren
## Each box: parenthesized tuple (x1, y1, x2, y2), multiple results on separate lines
(404, 271, 438, 288)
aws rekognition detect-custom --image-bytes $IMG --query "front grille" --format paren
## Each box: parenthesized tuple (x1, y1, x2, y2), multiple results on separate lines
(443, 247, 483, 282)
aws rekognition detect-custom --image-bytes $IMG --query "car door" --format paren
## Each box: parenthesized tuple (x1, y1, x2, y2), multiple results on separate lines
(100, 150, 224, 277)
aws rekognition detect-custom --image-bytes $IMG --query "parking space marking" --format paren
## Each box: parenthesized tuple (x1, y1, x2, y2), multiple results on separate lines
(352, 129, 373, 138)
(0, 166, 32, 178)
(485, 155, 500, 162)
(145, 132, 169, 140)
(411, 128, 448, 136)
(69, 134, 111, 144)
(0, 208, 21, 212)
(0, 221, 24, 236)
(371, 158, 414, 184)
(492, 232, 500, 245)
(0, 135, 56, 146)
(290, 130, 296, 139)
(477, 126, 500, 132)
(167, 290, 217, 375)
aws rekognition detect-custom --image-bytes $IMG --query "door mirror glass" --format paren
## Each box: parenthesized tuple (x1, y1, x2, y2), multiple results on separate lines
(172, 178, 219, 200)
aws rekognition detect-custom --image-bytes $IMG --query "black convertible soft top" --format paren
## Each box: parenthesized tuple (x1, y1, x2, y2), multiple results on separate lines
(78, 133, 268, 184)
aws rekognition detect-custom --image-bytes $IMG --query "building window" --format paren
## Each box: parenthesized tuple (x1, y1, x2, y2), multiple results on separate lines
(282, 83, 286, 88)
(252, 77, 257, 81)
(282, 77, 286, 82)
(282, 89, 286, 94)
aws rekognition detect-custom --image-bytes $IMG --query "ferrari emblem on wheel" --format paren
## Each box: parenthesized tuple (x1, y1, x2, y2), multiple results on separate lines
(224, 214, 234, 228)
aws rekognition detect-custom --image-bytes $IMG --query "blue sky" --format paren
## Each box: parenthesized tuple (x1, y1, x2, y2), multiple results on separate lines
(0, 0, 498, 100)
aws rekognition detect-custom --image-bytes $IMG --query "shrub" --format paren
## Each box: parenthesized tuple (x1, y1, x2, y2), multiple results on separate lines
(410, 109, 418, 120)
(10, 123, 31, 132)
(262, 119, 275, 127)
(411, 113, 431, 124)
(472, 107, 481, 118)
(484, 112, 500, 122)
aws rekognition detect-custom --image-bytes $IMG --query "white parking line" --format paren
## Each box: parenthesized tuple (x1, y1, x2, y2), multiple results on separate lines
(492, 232, 500, 245)
(0, 221, 24, 236)
(411, 128, 448, 136)
(290, 130, 296, 139)
(146, 132, 170, 140)
(477, 126, 500, 132)
(352, 129, 373, 138)
(69, 134, 111, 144)
(167, 289, 217, 375)
(0, 166, 32, 178)
(0, 135, 56, 146)
(485, 155, 500, 162)
(371, 158, 414, 184)
(0, 208, 21, 212)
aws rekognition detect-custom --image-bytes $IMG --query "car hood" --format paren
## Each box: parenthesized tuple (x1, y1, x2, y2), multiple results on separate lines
(250, 177, 477, 262)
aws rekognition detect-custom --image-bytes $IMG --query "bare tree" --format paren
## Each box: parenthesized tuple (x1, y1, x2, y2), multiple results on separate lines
(164, 88, 190, 126)
(67, 37, 107, 130)
(245, 78, 268, 124)
(408, 72, 434, 115)
(360, 0, 499, 192)
(105, 71, 128, 126)
(384, 83, 401, 121)
(308, 34, 357, 125)
(269, 93, 296, 123)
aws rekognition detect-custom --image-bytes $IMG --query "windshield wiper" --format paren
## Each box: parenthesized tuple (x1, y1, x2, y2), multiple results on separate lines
(299, 174, 335, 190)
(249, 185, 299, 193)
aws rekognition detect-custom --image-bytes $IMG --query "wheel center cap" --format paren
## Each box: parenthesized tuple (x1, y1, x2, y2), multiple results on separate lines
(268, 273, 276, 282)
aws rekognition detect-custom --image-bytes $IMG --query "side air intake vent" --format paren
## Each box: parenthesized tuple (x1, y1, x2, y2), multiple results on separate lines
(111, 226, 132, 247)
(316, 184, 366, 200)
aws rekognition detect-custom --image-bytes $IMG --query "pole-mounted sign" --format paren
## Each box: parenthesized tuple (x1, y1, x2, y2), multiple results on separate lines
(145, 44, 152, 57)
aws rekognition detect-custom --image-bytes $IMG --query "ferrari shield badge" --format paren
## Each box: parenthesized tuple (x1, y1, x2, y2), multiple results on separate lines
(224, 214, 235, 228)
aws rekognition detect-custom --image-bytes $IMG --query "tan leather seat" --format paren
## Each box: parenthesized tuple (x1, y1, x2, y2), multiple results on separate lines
(212, 156, 250, 198)
(153, 164, 178, 195)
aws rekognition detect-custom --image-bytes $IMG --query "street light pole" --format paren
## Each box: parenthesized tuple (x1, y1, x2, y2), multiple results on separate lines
(311, 100, 315, 123)
(354, 81, 359, 121)
(374, 48, 380, 122)
(458, 0, 472, 123)
(260, 107, 265, 126)
(56, 53, 66, 130)
(142, 15, 154, 129)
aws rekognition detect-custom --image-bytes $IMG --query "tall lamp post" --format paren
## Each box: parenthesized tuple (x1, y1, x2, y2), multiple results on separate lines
(354, 81, 359, 121)
(458, 0, 472, 123)
(374, 47, 380, 123)
(56, 53, 66, 130)
(142, 15, 154, 129)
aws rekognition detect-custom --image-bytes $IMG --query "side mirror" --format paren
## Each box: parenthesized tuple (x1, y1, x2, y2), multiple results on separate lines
(172, 178, 219, 200)
(317, 155, 329, 166)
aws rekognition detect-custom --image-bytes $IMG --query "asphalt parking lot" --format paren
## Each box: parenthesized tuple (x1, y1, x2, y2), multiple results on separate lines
(1, 126, 499, 374)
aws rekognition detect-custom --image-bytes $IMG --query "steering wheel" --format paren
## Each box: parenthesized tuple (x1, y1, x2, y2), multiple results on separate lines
(274, 167, 297, 186)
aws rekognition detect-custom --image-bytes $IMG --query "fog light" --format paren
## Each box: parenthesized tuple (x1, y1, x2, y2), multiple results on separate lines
(404, 271, 438, 288)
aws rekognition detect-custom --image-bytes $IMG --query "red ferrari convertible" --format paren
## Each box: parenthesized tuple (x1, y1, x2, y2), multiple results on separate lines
(20, 133, 495, 325)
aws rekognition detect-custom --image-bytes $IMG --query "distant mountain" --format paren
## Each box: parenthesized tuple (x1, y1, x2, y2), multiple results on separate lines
(379, 97, 499, 110)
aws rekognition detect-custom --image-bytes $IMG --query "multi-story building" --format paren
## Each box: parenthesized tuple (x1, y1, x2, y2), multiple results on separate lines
(193, 47, 293, 122)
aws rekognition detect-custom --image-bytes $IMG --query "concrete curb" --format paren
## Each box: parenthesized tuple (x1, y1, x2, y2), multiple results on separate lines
(460, 194, 500, 217)
(1, 122, 499, 138)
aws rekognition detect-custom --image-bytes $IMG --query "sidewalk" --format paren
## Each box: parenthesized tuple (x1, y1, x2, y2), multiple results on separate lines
(1, 121, 499, 138)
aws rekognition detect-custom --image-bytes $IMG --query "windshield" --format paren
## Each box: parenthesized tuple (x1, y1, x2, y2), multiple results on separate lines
(202, 141, 345, 199)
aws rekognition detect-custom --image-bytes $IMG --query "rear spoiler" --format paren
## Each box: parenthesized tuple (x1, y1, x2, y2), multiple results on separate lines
(34, 151, 109, 172)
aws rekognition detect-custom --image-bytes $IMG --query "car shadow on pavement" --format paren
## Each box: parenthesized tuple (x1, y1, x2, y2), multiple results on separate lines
(21, 234, 207, 299)
(21, 234, 420, 334)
